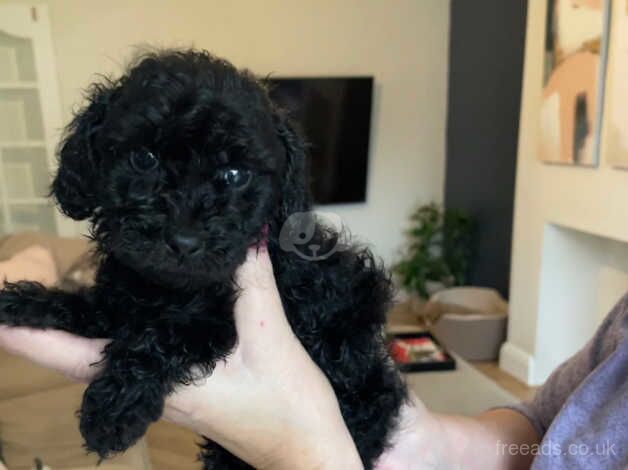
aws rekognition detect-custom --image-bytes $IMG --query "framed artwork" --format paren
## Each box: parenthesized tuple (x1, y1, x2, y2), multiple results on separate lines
(605, 0, 628, 169)
(539, 0, 611, 166)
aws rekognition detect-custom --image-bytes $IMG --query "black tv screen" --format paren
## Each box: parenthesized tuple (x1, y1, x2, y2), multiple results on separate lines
(268, 77, 373, 204)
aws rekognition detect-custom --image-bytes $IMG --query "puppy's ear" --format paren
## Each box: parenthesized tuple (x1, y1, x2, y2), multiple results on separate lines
(273, 110, 311, 221)
(51, 83, 114, 220)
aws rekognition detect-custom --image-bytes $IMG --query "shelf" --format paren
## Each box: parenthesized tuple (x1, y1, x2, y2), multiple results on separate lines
(7, 198, 49, 206)
(0, 81, 38, 90)
(0, 88, 46, 141)
(0, 141, 46, 148)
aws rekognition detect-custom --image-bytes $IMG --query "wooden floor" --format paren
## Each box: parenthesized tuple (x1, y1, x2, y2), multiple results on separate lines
(470, 361, 537, 402)
(146, 422, 200, 470)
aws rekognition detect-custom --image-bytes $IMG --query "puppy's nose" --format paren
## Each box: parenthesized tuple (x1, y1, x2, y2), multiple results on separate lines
(168, 232, 201, 256)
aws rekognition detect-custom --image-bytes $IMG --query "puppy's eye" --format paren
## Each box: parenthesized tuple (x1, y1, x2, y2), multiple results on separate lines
(129, 150, 159, 173)
(218, 168, 252, 188)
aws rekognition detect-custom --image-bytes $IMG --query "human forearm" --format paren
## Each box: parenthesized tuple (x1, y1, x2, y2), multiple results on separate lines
(375, 393, 539, 470)
(435, 408, 539, 470)
(262, 428, 364, 470)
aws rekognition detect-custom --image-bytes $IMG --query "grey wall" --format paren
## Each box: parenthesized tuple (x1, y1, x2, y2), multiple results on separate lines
(445, 0, 528, 298)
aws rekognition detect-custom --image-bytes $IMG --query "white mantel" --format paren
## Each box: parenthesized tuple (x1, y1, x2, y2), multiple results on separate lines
(501, 0, 628, 386)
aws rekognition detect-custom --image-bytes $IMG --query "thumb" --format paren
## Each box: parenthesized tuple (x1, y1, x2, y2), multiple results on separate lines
(0, 326, 107, 382)
(234, 247, 290, 341)
(235, 246, 276, 293)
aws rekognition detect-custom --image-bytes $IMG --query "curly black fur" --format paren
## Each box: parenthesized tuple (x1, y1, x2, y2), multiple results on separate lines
(0, 49, 406, 469)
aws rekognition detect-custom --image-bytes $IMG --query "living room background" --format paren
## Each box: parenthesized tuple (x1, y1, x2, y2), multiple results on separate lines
(11, 0, 451, 266)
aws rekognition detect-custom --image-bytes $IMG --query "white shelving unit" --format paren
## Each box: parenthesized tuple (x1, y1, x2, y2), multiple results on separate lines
(0, 5, 76, 236)
(0, 81, 39, 87)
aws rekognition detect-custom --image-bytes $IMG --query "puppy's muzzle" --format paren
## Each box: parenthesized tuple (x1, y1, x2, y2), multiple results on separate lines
(167, 230, 202, 256)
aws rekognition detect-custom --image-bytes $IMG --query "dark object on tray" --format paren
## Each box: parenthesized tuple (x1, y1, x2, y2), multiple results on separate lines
(388, 332, 456, 372)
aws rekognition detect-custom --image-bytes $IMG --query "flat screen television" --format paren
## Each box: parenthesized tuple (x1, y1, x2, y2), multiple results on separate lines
(268, 77, 373, 204)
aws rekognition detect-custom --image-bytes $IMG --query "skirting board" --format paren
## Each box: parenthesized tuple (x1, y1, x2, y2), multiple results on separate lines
(499, 341, 544, 386)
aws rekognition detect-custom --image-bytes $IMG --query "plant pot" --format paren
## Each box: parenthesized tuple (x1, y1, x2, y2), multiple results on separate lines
(405, 293, 443, 329)
(425, 280, 447, 296)
(429, 287, 508, 361)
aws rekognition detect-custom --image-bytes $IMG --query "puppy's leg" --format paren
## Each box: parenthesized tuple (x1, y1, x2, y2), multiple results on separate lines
(0, 282, 107, 337)
(78, 340, 170, 459)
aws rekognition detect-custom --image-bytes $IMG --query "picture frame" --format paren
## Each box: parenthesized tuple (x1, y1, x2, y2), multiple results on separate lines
(604, 0, 628, 169)
(539, 0, 612, 166)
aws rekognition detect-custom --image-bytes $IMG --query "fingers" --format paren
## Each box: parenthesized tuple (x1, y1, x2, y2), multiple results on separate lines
(0, 326, 107, 382)
(235, 245, 276, 292)
(234, 247, 289, 341)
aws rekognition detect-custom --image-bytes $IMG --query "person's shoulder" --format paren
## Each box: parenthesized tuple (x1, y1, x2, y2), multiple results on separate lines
(611, 292, 628, 329)
(597, 292, 628, 357)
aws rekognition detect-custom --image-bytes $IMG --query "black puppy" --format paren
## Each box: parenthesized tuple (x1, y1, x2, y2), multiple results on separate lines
(0, 50, 406, 469)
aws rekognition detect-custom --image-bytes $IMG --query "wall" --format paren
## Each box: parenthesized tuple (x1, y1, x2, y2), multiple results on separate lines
(22, 0, 451, 266)
(502, 0, 628, 385)
(445, 0, 527, 298)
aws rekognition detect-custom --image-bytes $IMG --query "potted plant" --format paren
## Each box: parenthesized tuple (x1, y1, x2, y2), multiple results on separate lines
(393, 203, 473, 302)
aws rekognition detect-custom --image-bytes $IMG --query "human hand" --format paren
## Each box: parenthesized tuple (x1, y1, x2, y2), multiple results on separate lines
(0, 247, 363, 470)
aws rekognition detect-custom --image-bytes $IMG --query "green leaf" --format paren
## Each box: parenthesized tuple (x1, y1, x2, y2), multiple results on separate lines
(394, 202, 474, 298)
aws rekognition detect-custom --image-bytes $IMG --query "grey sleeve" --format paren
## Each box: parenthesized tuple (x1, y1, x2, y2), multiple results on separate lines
(501, 293, 627, 438)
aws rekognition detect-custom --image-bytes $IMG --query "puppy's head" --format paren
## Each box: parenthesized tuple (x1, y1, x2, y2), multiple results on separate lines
(52, 50, 309, 287)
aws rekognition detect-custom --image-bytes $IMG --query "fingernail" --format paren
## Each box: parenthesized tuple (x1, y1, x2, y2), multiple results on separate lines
(257, 224, 269, 251)
(247, 242, 266, 257)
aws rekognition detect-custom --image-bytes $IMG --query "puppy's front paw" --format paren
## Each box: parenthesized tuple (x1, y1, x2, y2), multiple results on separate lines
(80, 374, 165, 459)
(0, 282, 42, 326)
